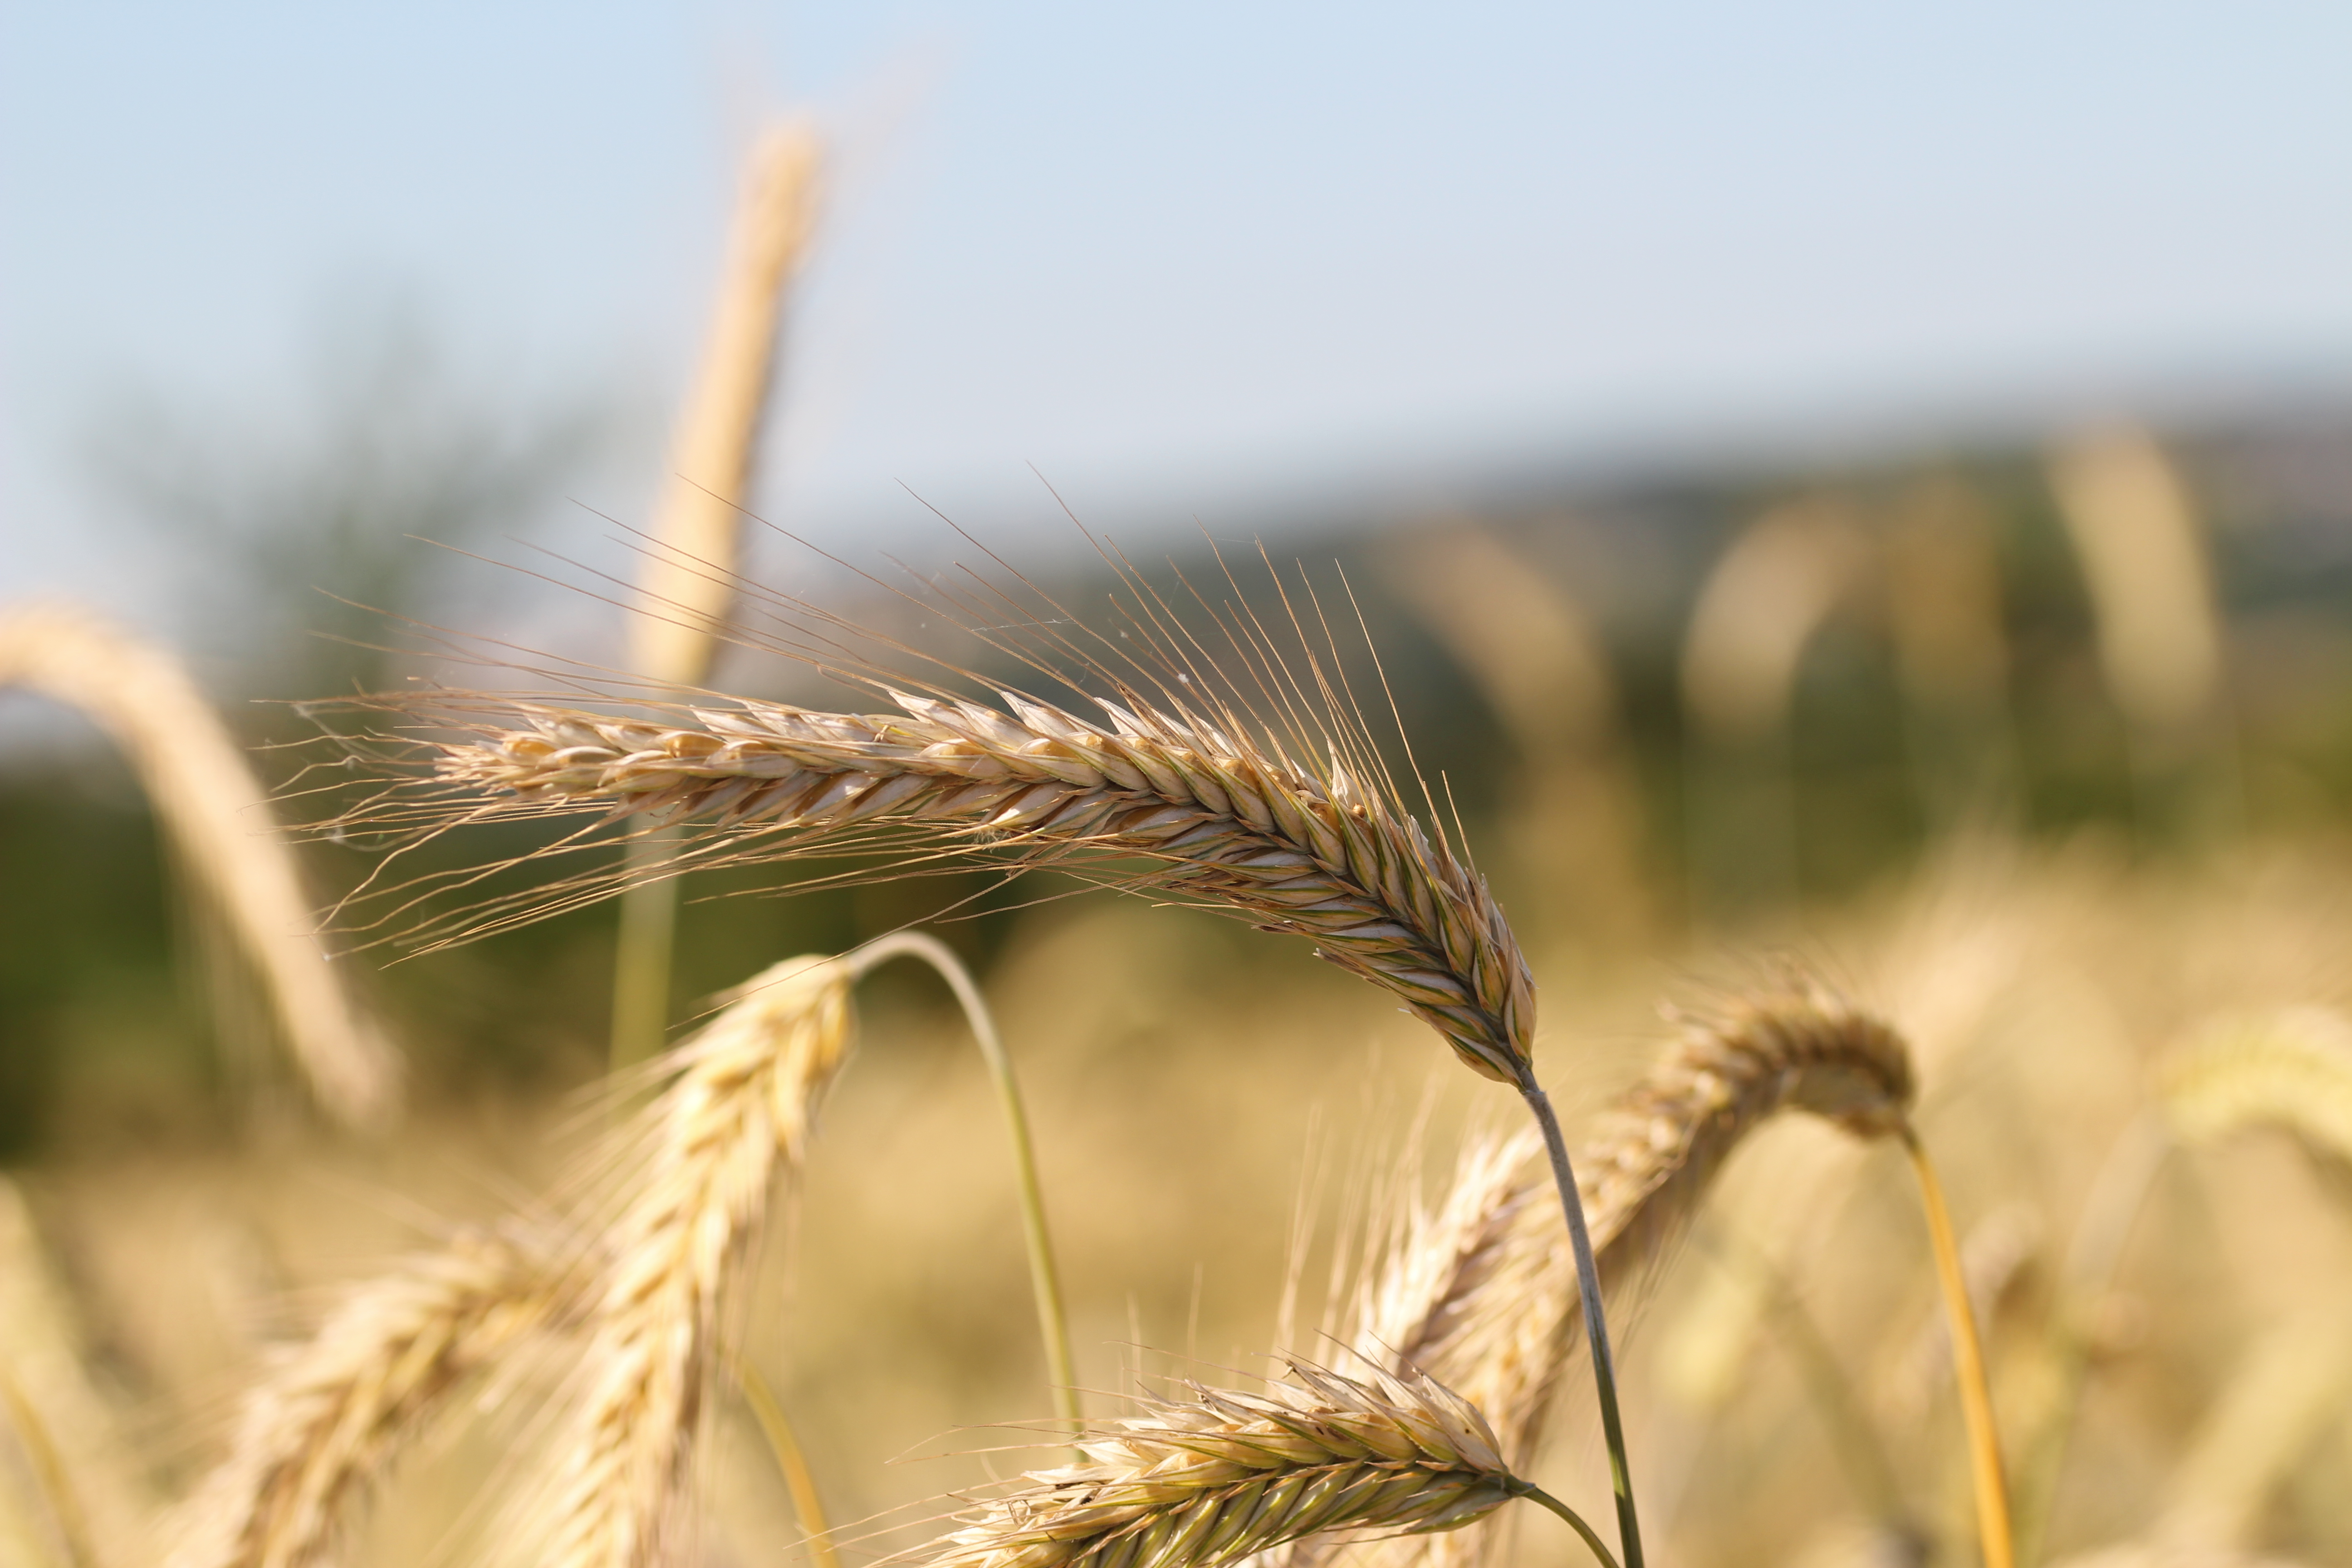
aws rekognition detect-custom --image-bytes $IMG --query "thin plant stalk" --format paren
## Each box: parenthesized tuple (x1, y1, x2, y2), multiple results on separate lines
(0, 1368, 95, 1568)
(1513, 1068, 1644, 1568)
(734, 1357, 841, 1568)
(1901, 1127, 2014, 1568)
(1514, 1480, 1624, 1568)
(844, 931, 1080, 1435)
(610, 829, 681, 1074)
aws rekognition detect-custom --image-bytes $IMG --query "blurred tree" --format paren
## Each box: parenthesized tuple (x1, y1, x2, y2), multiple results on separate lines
(86, 296, 615, 709)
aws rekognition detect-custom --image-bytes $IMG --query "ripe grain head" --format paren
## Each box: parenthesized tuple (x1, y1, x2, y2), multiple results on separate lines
(169, 1226, 561, 1568)
(528, 952, 853, 1568)
(1280, 975, 1917, 1568)
(346, 681, 1533, 1084)
(924, 1359, 1525, 1568)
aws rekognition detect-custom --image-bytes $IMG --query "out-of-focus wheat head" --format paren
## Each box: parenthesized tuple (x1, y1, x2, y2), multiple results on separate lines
(169, 1228, 562, 1568)
(1379, 520, 1648, 941)
(0, 602, 398, 1127)
(2047, 426, 2223, 745)
(528, 953, 852, 1568)
(923, 1360, 1527, 1568)
(1278, 975, 1916, 1568)
(2160, 1007, 2352, 1172)
(1680, 500, 1873, 750)
(631, 121, 822, 689)
(0, 1177, 154, 1568)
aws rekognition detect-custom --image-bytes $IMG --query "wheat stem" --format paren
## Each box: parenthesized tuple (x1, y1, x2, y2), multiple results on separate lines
(1511, 1481, 1622, 1568)
(1513, 1070, 1643, 1568)
(0, 1368, 96, 1568)
(610, 829, 681, 1076)
(1901, 1127, 2014, 1568)
(735, 1356, 841, 1568)
(845, 931, 1081, 1436)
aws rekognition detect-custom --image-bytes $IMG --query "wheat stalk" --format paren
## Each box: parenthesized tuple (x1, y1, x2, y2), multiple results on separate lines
(362, 685, 1534, 1086)
(611, 118, 823, 1075)
(0, 602, 399, 1127)
(169, 1227, 561, 1568)
(529, 952, 853, 1568)
(923, 1359, 1615, 1568)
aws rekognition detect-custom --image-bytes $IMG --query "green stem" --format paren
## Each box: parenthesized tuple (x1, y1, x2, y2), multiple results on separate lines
(1514, 1068, 1645, 1568)
(609, 828, 681, 1077)
(1515, 1480, 1625, 1568)
(847, 932, 1081, 1437)
(733, 1356, 843, 1568)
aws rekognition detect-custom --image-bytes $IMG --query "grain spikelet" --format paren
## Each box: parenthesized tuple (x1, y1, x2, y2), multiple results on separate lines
(170, 1227, 559, 1568)
(0, 602, 398, 1127)
(925, 1360, 1532, 1568)
(1289, 977, 1915, 1568)
(531, 953, 853, 1568)
(2160, 1007, 2352, 1170)
(360, 684, 1533, 1083)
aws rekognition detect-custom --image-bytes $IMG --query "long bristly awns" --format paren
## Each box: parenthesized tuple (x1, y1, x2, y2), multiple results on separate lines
(337, 683, 1534, 1083)
(921, 1360, 1571, 1568)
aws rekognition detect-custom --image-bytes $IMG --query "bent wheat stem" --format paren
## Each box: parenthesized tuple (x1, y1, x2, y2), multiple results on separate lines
(844, 931, 1080, 1435)
(735, 1357, 842, 1568)
(1513, 1482, 1622, 1568)
(1513, 1070, 1643, 1568)
(1901, 1127, 2014, 1568)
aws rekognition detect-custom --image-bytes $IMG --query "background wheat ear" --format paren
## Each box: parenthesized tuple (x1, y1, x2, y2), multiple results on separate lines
(168, 1226, 564, 1568)
(0, 601, 399, 1128)
(923, 1357, 1615, 1568)
(2159, 1007, 2352, 1177)
(1280, 973, 1918, 1568)
(518, 951, 852, 1568)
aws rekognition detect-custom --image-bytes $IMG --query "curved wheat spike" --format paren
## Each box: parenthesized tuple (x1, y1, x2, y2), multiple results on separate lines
(922, 1357, 1615, 1568)
(1273, 976, 1916, 1568)
(526, 951, 853, 1568)
(0, 602, 398, 1127)
(2160, 1006, 2352, 1172)
(168, 1227, 563, 1568)
(349, 685, 1534, 1085)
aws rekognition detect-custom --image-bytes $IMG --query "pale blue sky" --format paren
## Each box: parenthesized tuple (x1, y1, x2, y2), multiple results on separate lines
(5, 0, 2349, 623)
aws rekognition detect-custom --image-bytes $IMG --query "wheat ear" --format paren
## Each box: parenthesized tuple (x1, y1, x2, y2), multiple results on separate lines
(169, 1227, 560, 1568)
(2160, 1006, 2352, 1171)
(532, 952, 853, 1568)
(366, 685, 1535, 1086)
(0, 602, 398, 1127)
(1284, 977, 1916, 1568)
(925, 1359, 1616, 1568)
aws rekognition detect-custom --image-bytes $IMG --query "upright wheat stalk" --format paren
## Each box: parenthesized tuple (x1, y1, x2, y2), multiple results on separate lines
(1, 603, 397, 1126)
(611, 119, 823, 1075)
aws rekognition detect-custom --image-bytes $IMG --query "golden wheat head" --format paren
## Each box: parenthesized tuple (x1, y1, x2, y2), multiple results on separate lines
(928, 1360, 1526, 1568)
(359, 682, 1533, 1084)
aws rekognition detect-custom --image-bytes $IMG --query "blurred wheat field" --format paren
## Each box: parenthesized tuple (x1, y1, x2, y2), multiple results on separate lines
(6, 125, 2352, 1568)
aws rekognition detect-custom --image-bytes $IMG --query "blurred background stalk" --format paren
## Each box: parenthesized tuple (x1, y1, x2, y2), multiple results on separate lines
(610, 122, 823, 1077)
